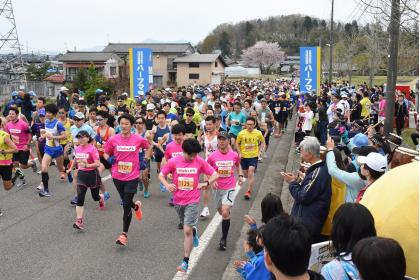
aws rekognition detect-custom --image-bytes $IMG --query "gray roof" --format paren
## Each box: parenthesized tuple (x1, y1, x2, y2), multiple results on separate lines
(173, 53, 227, 66)
(103, 43, 195, 54)
(59, 52, 121, 62)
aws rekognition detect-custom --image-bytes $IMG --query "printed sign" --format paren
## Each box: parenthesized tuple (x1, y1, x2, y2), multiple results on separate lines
(299, 46, 321, 94)
(129, 48, 153, 98)
(308, 241, 334, 272)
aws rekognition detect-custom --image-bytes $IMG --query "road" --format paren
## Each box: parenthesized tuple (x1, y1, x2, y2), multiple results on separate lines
(0, 134, 291, 280)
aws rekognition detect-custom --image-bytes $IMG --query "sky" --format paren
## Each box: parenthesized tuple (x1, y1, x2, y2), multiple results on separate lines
(2, 0, 365, 54)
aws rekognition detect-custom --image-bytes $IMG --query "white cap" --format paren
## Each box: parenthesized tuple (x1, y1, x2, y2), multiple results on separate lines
(357, 152, 388, 172)
(146, 103, 155, 111)
(60, 86, 69, 92)
(122, 92, 128, 96)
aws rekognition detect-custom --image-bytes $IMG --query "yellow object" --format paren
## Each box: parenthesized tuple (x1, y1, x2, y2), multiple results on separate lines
(361, 162, 419, 279)
(321, 177, 346, 236)
(0, 131, 13, 162)
(59, 118, 72, 145)
(360, 97, 371, 118)
(236, 129, 265, 158)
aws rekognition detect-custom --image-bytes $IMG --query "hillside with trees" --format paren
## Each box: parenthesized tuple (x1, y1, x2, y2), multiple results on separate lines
(197, 14, 419, 81)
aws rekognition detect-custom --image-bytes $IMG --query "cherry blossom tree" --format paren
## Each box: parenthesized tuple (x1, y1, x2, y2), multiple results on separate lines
(241, 41, 285, 74)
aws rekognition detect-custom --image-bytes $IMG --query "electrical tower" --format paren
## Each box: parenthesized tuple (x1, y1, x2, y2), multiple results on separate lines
(0, 0, 25, 82)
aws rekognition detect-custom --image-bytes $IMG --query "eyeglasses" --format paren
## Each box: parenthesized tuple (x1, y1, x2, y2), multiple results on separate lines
(186, 114, 193, 117)
(58, 112, 65, 114)
(246, 123, 255, 126)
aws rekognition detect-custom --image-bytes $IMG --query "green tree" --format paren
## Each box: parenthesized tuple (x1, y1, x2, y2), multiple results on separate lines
(219, 31, 232, 57)
(26, 62, 51, 81)
(199, 34, 218, 53)
(244, 21, 255, 47)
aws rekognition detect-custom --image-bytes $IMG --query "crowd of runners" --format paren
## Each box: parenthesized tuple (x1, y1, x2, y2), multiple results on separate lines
(0, 79, 418, 279)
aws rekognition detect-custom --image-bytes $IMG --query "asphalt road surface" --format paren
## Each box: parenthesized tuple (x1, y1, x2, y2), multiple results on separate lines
(0, 136, 288, 280)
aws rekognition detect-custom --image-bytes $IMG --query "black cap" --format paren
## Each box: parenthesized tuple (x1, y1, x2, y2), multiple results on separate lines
(218, 131, 230, 140)
(76, 130, 90, 139)
(352, 146, 378, 156)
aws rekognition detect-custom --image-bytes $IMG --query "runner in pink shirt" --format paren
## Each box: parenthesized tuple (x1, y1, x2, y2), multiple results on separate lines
(207, 131, 244, 250)
(5, 107, 37, 186)
(162, 124, 185, 210)
(72, 130, 104, 230)
(104, 113, 151, 247)
(159, 138, 218, 273)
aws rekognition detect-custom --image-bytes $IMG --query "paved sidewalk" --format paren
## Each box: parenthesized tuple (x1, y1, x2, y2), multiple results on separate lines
(222, 116, 297, 280)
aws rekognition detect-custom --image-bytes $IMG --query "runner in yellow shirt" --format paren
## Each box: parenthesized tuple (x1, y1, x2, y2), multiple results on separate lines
(360, 92, 371, 121)
(236, 117, 265, 200)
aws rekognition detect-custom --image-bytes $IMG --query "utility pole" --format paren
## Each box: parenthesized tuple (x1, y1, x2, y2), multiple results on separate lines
(0, 0, 26, 84)
(328, 0, 334, 84)
(384, 0, 401, 135)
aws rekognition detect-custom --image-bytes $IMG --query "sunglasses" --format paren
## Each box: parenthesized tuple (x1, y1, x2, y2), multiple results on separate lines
(58, 112, 65, 114)
(186, 114, 193, 117)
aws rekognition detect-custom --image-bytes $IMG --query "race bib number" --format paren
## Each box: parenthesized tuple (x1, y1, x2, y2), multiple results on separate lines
(245, 144, 256, 151)
(118, 161, 133, 174)
(282, 107, 287, 111)
(275, 107, 280, 114)
(217, 167, 231, 178)
(261, 112, 266, 123)
(178, 177, 194, 191)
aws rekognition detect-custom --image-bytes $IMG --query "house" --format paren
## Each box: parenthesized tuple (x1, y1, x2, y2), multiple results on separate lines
(44, 73, 65, 97)
(103, 42, 195, 87)
(173, 53, 227, 86)
(59, 51, 123, 81)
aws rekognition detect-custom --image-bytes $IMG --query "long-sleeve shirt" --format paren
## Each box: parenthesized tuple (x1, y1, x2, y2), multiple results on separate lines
(326, 151, 366, 202)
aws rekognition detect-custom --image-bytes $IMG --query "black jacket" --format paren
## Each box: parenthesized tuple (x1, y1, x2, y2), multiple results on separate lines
(57, 92, 70, 111)
(289, 161, 331, 236)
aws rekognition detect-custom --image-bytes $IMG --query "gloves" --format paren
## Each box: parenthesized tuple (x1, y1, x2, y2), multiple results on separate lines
(107, 156, 115, 165)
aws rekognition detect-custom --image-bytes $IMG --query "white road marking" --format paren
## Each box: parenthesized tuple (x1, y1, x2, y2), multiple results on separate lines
(172, 182, 242, 280)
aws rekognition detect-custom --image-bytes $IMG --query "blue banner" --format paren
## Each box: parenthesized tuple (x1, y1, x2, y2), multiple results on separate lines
(299, 47, 320, 94)
(130, 48, 153, 98)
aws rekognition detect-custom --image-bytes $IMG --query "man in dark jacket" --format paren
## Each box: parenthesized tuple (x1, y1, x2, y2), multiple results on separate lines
(395, 93, 409, 136)
(281, 136, 331, 243)
(57, 86, 70, 112)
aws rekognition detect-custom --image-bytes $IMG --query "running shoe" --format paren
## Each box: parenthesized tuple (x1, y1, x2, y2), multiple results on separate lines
(168, 197, 174, 207)
(200, 207, 210, 218)
(67, 172, 73, 183)
(99, 196, 105, 210)
(31, 161, 38, 173)
(178, 223, 184, 230)
(143, 191, 150, 198)
(116, 233, 127, 246)
(244, 190, 252, 200)
(192, 226, 199, 247)
(73, 218, 84, 230)
(176, 261, 188, 273)
(70, 196, 78, 206)
(12, 168, 24, 184)
(138, 181, 144, 192)
(36, 182, 44, 191)
(15, 178, 26, 188)
(103, 191, 110, 201)
(134, 200, 143, 221)
(219, 238, 227, 251)
(38, 190, 51, 197)
(159, 182, 167, 193)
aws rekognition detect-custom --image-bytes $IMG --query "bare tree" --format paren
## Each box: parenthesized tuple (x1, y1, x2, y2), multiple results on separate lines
(241, 41, 285, 74)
